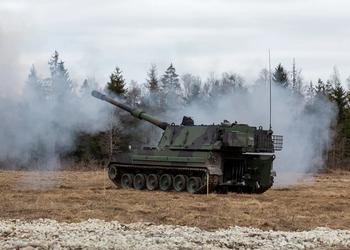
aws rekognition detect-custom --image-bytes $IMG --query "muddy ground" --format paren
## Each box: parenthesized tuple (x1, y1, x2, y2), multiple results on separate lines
(1, 170, 349, 231)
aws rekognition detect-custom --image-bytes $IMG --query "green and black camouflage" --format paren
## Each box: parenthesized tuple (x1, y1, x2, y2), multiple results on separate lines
(92, 90, 283, 194)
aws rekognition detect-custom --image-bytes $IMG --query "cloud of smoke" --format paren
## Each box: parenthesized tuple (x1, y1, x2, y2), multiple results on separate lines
(0, 25, 23, 98)
(0, 26, 111, 169)
(0, 87, 111, 169)
(170, 83, 336, 186)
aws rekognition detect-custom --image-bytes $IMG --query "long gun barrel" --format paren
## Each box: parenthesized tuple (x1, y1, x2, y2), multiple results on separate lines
(91, 90, 169, 130)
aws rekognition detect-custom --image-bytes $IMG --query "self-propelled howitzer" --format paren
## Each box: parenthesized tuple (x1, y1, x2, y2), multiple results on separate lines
(92, 90, 283, 194)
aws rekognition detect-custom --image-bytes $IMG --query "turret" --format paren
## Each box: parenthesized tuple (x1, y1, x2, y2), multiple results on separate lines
(91, 90, 169, 130)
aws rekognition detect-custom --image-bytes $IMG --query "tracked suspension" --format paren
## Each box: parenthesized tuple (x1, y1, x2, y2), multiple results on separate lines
(108, 164, 220, 194)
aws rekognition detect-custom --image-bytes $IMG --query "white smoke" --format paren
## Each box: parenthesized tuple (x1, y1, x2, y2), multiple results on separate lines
(169, 83, 337, 186)
(0, 86, 111, 169)
(0, 25, 111, 169)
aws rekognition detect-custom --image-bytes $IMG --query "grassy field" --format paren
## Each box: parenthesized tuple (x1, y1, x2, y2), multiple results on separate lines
(1, 169, 349, 231)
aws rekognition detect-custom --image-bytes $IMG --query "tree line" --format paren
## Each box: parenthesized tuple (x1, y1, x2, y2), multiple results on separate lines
(26, 52, 350, 168)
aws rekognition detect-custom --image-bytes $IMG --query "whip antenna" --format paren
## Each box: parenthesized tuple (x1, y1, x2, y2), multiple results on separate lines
(268, 49, 272, 131)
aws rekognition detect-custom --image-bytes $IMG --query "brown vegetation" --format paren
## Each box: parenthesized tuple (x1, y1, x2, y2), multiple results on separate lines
(1, 169, 349, 231)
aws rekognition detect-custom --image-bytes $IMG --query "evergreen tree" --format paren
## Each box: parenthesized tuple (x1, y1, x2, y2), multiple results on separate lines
(331, 84, 347, 122)
(106, 67, 127, 96)
(143, 66, 163, 109)
(305, 81, 315, 100)
(315, 78, 326, 95)
(146, 64, 159, 92)
(290, 59, 303, 93)
(160, 64, 182, 108)
(27, 65, 39, 85)
(80, 78, 98, 96)
(161, 63, 180, 93)
(273, 63, 288, 87)
(325, 80, 333, 96)
(329, 67, 347, 122)
(292, 69, 303, 94)
(26, 65, 42, 97)
(48, 51, 59, 76)
(48, 51, 72, 98)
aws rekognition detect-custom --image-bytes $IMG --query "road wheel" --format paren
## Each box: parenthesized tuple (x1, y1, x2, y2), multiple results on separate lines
(133, 173, 146, 190)
(108, 165, 118, 180)
(173, 175, 186, 192)
(159, 174, 172, 191)
(121, 173, 134, 189)
(187, 177, 202, 193)
(146, 174, 159, 191)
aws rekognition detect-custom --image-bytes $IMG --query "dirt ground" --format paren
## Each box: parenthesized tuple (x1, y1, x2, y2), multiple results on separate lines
(1, 169, 349, 231)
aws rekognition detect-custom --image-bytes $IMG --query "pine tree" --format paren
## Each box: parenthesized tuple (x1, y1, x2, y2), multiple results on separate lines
(305, 81, 315, 100)
(325, 80, 333, 96)
(48, 51, 72, 98)
(48, 51, 59, 76)
(106, 67, 127, 96)
(331, 84, 347, 122)
(27, 65, 38, 84)
(26, 65, 42, 96)
(329, 67, 347, 122)
(273, 63, 288, 87)
(161, 63, 180, 93)
(49, 51, 71, 84)
(315, 78, 326, 95)
(160, 64, 182, 108)
(291, 65, 303, 94)
(146, 64, 159, 92)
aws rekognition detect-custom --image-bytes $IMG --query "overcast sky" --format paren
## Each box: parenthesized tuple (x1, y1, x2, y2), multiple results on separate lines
(1, 0, 350, 89)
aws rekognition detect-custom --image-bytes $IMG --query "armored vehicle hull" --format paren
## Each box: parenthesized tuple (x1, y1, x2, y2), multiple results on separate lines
(107, 126, 277, 194)
(92, 90, 282, 194)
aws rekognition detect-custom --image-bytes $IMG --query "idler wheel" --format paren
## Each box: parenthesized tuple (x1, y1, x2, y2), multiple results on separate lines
(108, 166, 118, 180)
(121, 173, 134, 189)
(146, 174, 159, 191)
(187, 177, 202, 193)
(173, 175, 186, 192)
(159, 174, 172, 191)
(133, 173, 146, 190)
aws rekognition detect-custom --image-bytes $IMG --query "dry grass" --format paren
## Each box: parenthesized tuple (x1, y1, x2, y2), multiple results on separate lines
(1, 169, 350, 231)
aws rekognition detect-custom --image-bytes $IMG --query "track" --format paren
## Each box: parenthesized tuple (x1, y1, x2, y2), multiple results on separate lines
(109, 164, 220, 194)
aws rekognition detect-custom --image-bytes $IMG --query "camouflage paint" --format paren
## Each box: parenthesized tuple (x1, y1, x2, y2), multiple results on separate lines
(92, 90, 282, 194)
